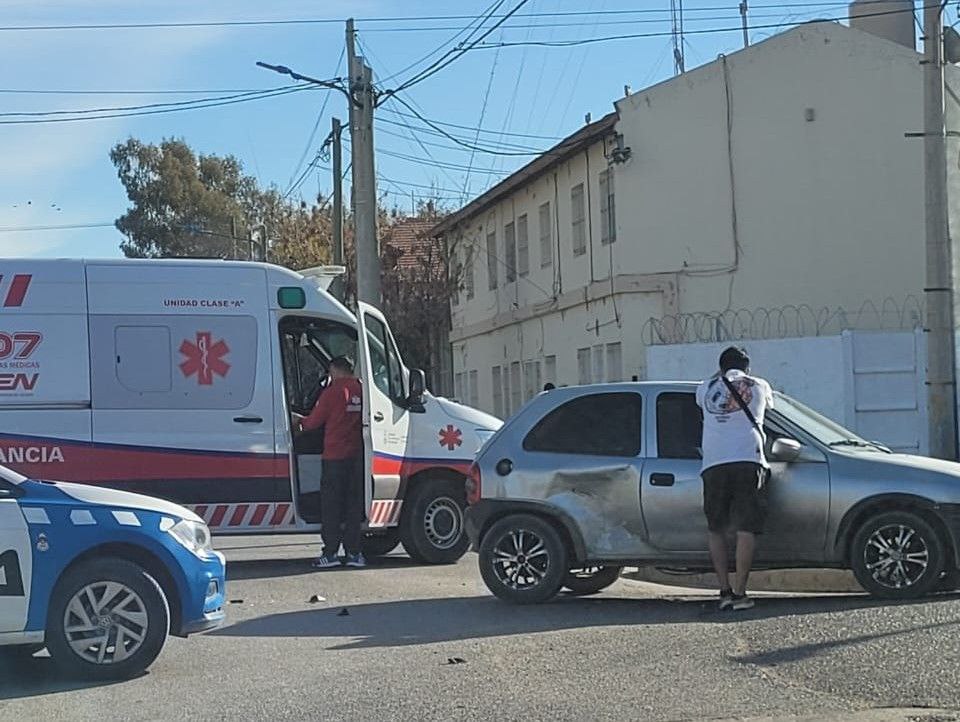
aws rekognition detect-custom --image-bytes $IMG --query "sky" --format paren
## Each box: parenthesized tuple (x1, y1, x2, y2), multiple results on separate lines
(0, 0, 871, 259)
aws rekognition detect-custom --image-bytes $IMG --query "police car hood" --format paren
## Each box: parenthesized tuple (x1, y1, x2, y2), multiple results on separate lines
(46, 480, 204, 523)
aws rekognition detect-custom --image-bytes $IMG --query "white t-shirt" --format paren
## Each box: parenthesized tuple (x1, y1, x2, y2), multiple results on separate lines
(695, 369, 774, 472)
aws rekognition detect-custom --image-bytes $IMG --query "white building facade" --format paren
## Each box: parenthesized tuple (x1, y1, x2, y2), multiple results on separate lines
(435, 21, 960, 420)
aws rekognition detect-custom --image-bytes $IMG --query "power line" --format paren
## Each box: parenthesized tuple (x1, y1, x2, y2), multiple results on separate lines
(0, 86, 314, 125)
(378, 148, 513, 175)
(0, 87, 279, 95)
(467, 4, 934, 49)
(380, 107, 562, 140)
(0, 4, 867, 32)
(376, 117, 545, 154)
(0, 222, 115, 233)
(387, 0, 535, 95)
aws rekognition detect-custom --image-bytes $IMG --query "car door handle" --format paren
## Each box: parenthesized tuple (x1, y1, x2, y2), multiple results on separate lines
(650, 473, 675, 487)
(233, 415, 263, 424)
(373, 412, 384, 422)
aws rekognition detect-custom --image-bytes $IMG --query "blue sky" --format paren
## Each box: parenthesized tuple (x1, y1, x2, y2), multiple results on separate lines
(0, 0, 857, 258)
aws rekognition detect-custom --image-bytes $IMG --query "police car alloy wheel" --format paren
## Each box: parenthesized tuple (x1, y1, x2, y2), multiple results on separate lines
(46, 557, 170, 680)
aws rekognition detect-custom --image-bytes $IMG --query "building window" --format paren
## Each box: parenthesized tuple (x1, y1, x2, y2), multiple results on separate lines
(486, 230, 498, 290)
(464, 245, 475, 300)
(492, 366, 503, 418)
(510, 361, 522, 413)
(571, 183, 586, 257)
(606, 342, 622, 382)
(469, 369, 479, 408)
(577, 347, 591, 385)
(502, 364, 512, 415)
(600, 169, 616, 245)
(454, 371, 465, 402)
(545, 355, 557, 386)
(517, 214, 529, 277)
(523, 360, 541, 401)
(539, 202, 553, 268)
(592, 344, 605, 384)
(504, 221, 517, 283)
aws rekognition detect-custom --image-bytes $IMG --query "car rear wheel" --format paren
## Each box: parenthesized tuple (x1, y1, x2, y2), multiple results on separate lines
(563, 566, 623, 596)
(479, 514, 567, 604)
(850, 511, 946, 599)
(46, 557, 170, 680)
(400, 477, 470, 564)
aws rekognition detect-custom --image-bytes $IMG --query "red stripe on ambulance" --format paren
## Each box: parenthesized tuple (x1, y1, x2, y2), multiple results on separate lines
(228, 504, 249, 526)
(1, 274, 32, 307)
(249, 504, 269, 526)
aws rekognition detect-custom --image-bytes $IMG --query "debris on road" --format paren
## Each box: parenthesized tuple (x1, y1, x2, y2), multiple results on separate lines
(309, 594, 326, 603)
(445, 657, 467, 665)
(337, 608, 350, 617)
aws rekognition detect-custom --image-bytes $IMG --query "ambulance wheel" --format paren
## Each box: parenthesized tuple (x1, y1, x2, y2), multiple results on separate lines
(46, 557, 170, 680)
(400, 476, 470, 565)
(362, 529, 401, 558)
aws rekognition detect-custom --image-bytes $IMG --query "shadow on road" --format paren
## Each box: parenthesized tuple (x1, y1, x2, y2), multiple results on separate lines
(211, 591, 960, 651)
(0, 654, 134, 701)
(226, 554, 420, 581)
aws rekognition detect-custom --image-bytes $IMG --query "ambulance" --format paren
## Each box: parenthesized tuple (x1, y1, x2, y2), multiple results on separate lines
(0, 259, 501, 564)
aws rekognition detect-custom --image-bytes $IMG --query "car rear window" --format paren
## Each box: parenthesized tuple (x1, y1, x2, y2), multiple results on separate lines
(523, 392, 642, 457)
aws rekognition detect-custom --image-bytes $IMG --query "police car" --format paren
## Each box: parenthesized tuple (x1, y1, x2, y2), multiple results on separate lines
(0, 462, 225, 679)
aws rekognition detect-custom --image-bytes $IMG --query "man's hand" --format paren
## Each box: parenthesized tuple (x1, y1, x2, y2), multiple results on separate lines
(291, 412, 305, 432)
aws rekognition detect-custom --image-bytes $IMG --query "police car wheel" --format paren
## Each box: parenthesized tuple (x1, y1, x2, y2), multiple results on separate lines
(46, 558, 170, 680)
(400, 477, 470, 565)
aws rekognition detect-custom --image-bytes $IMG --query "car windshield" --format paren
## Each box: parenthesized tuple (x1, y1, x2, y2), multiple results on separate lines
(773, 392, 885, 451)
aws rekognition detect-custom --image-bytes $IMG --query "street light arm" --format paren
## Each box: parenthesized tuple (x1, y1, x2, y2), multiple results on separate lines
(255, 61, 351, 101)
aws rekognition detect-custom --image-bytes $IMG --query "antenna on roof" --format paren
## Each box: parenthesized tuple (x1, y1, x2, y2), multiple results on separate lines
(671, 0, 686, 74)
(585, 112, 592, 124)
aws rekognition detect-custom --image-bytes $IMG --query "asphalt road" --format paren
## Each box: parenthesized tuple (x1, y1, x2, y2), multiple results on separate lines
(2, 535, 959, 722)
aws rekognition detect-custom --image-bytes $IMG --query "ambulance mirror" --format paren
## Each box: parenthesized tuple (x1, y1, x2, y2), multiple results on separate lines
(408, 369, 426, 409)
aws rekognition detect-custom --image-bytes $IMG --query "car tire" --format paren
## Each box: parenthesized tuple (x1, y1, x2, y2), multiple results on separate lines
(938, 568, 960, 592)
(563, 566, 623, 596)
(850, 510, 946, 599)
(399, 477, 470, 564)
(46, 557, 170, 680)
(361, 529, 401, 558)
(478, 514, 567, 604)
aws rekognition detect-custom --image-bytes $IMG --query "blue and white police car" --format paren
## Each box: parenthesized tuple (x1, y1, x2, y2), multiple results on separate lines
(0, 463, 225, 679)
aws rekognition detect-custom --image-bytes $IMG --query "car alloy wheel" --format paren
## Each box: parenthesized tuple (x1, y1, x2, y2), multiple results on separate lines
(864, 523, 929, 590)
(63, 581, 149, 665)
(492, 528, 553, 591)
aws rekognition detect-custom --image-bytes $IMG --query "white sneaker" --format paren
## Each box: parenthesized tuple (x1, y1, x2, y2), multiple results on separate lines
(311, 554, 340, 569)
(731, 594, 755, 611)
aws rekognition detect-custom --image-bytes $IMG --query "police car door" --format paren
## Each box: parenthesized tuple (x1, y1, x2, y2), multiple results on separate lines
(355, 302, 410, 506)
(0, 481, 30, 633)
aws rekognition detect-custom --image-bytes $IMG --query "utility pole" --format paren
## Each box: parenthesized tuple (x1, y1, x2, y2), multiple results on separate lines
(330, 116, 346, 301)
(346, 18, 381, 306)
(923, 2, 958, 459)
(739, 1, 749, 48)
(230, 216, 238, 260)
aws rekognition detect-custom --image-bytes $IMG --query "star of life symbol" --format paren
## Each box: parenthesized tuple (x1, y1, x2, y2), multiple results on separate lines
(179, 332, 230, 385)
(439, 424, 463, 451)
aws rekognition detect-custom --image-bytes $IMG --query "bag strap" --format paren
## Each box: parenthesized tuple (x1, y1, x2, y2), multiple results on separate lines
(720, 374, 764, 438)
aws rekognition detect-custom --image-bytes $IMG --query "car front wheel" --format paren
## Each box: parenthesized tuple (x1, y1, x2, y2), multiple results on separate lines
(850, 510, 946, 599)
(46, 557, 170, 680)
(479, 514, 567, 604)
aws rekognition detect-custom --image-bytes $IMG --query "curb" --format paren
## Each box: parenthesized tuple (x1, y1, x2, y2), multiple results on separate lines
(624, 566, 862, 593)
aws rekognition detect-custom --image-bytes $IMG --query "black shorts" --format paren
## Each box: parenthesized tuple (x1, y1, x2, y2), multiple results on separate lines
(702, 462, 768, 534)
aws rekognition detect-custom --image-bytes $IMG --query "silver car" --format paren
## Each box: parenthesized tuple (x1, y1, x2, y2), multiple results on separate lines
(465, 382, 960, 603)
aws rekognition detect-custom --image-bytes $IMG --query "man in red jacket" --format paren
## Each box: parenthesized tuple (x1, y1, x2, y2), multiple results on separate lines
(294, 356, 366, 569)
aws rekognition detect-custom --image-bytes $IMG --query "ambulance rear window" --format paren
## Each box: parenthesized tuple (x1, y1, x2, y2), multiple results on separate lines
(278, 287, 306, 309)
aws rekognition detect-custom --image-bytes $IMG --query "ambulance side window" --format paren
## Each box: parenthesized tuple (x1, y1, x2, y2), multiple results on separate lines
(90, 314, 258, 410)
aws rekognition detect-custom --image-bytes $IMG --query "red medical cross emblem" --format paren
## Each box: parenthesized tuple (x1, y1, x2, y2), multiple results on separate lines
(439, 425, 463, 451)
(179, 332, 230, 385)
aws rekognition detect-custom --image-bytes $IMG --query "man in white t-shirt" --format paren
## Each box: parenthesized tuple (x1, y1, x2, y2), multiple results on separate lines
(695, 346, 773, 611)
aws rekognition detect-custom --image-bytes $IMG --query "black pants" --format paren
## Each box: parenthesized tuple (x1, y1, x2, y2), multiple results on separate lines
(320, 456, 364, 556)
(702, 462, 768, 534)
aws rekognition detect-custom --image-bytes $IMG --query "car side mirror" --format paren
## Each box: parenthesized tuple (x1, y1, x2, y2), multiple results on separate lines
(770, 437, 802, 463)
(408, 368, 426, 408)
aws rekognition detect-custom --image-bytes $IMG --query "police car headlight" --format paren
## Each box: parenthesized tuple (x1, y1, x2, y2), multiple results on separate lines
(165, 519, 214, 558)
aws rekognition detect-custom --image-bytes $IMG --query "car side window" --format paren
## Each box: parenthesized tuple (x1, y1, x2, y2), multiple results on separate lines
(523, 392, 642, 457)
(657, 392, 703, 459)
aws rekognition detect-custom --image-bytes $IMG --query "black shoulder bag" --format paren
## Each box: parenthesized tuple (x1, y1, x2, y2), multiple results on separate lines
(720, 375, 770, 487)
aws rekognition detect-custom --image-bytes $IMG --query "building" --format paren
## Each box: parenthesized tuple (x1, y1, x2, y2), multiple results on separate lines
(433, 17, 960, 432)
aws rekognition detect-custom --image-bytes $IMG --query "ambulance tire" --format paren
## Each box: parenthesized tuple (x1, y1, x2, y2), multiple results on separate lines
(400, 477, 470, 565)
(361, 530, 401, 558)
(46, 557, 170, 681)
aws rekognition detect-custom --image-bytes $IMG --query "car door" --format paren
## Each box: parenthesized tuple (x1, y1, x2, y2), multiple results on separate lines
(356, 302, 410, 503)
(0, 482, 31, 633)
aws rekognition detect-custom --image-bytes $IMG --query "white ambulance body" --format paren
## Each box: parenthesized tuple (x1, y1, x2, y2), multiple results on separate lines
(0, 259, 500, 563)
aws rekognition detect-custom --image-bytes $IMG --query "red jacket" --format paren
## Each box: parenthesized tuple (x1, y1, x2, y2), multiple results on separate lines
(301, 377, 363, 460)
